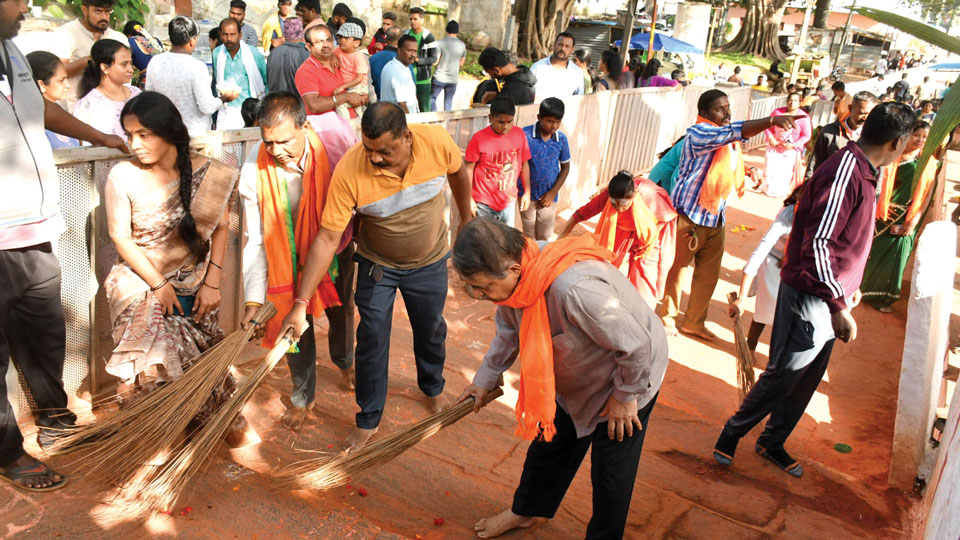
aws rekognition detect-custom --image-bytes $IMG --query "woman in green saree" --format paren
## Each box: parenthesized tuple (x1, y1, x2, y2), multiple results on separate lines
(861, 121, 937, 311)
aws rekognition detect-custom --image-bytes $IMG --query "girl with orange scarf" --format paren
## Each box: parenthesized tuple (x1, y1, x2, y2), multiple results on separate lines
(559, 171, 677, 308)
(453, 219, 669, 540)
(861, 121, 938, 311)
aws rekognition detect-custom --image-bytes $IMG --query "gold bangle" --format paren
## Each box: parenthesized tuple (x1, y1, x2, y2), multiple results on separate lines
(245, 301, 263, 307)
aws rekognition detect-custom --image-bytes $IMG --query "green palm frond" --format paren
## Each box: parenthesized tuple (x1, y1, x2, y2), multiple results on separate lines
(856, 7, 959, 191)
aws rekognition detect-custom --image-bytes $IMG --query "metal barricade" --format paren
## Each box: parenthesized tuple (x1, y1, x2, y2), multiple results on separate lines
(744, 95, 788, 151)
(15, 82, 782, 413)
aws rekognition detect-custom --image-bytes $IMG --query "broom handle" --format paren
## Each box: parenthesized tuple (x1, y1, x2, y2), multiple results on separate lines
(263, 330, 297, 371)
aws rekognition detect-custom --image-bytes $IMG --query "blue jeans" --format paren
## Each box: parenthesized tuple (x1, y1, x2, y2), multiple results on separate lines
(352, 253, 449, 428)
(476, 200, 516, 227)
(430, 79, 458, 111)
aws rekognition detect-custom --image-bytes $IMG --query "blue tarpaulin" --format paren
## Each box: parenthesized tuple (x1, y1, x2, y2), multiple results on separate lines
(613, 33, 704, 55)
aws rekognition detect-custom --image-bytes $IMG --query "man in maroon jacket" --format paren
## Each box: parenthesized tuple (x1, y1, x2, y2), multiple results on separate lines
(712, 102, 917, 477)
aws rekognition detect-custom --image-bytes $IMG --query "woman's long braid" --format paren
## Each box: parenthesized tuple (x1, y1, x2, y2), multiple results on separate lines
(175, 141, 207, 260)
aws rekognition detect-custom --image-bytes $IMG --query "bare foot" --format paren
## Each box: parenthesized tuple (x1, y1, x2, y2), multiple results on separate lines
(427, 393, 450, 414)
(0, 454, 67, 491)
(342, 426, 378, 454)
(338, 366, 355, 391)
(679, 325, 718, 342)
(474, 509, 535, 539)
(281, 403, 313, 432)
(661, 318, 679, 337)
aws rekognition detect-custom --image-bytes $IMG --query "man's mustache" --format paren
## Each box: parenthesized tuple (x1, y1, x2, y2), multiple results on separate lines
(370, 160, 389, 168)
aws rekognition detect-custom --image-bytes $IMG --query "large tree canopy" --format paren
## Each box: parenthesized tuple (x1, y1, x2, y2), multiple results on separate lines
(719, 0, 790, 60)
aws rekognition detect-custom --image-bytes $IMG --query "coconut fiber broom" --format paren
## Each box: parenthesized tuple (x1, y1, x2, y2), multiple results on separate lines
(101, 329, 297, 519)
(47, 302, 277, 487)
(727, 292, 757, 399)
(278, 387, 505, 491)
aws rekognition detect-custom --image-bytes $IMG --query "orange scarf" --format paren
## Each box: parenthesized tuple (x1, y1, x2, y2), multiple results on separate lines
(257, 129, 341, 346)
(496, 236, 615, 441)
(594, 186, 658, 262)
(696, 115, 745, 214)
(876, 150, 939, 224)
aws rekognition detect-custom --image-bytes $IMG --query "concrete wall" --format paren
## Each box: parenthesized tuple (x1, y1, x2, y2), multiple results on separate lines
(889, 222, 957, 489)
(920, 384, 960, 540)
(458, 0, 511, 50)
(672, 2, 711, 53)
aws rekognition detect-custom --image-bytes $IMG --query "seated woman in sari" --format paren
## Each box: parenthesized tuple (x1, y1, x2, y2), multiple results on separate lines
(103, 92, 246, 441)
(559, 171, 677, 308)
(861, 121, 937, 312)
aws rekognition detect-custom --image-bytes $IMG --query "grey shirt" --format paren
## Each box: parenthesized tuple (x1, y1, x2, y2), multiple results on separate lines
(267, 41, 310, 95)
(433, 36, 466, 84)
(241, 23, 259, 48)
(473, 259, 670, 438)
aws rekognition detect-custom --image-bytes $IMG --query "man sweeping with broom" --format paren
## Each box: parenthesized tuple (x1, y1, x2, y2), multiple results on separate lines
(453, 219, 669, 539)
(239, 91, 356, 431)
(279, 102, 475, 452)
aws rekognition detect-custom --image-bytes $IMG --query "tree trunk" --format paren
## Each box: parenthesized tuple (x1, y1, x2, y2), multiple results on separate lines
(813, 0, 830, 29)
(718, 0, 789, 60)
(515, 0, 578, 59)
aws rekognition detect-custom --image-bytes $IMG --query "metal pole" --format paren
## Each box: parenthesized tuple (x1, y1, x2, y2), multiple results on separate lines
(789, 0, 813, 84)
(621, 0, 638, 65)
(832, 0, 856, 70)
(705, 6, 716, 59)
(646, 0, 658, 62)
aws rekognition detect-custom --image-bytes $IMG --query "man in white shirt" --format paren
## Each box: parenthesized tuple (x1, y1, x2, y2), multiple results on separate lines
(379, 34, 419, 113)
(529, 32, 583, 102)
(874, 55, 887, 77)
(50, 0, 127, 109)
(239, 92, 357, 431)
(146, 16, 238, 137)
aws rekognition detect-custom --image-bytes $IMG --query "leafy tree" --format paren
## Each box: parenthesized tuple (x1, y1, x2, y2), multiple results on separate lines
(514, 0, 578, 59)
(718, 0, 790, 60)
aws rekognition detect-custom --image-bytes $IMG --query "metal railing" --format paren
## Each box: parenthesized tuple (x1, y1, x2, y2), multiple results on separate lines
(744, 95, 789, 151)
(11, 82, 773, 412)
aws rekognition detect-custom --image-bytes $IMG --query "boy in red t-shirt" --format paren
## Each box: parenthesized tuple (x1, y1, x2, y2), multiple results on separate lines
(465, 97, 531, 227)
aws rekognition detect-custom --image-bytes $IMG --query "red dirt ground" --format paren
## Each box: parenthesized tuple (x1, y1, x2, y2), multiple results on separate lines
(3, 150, 925, 539)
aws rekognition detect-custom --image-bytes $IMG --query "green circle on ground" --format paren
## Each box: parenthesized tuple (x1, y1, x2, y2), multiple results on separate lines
(834, 443, 853, 453)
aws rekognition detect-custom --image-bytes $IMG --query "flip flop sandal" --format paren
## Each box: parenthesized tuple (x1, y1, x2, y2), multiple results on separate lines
(0, 460, 69, 492)
(755, 443, 803, 477)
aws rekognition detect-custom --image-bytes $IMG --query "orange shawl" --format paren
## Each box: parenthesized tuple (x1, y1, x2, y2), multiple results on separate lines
(876, 150, 939, 224)
(497, 236, 615, 441)
(594, 184, 659, 263)
(257, 129, 341, 346)
(696, 115, 745, 214)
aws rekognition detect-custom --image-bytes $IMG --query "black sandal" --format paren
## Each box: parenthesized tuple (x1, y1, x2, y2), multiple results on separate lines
(755, 443, 803, 477)
(0, 458, 68, 492)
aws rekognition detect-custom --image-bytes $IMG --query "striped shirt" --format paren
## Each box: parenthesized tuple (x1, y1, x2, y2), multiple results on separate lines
(670, 121, 747, 227)
(322, 124, 464, 269)
(781, 142, 878, 313)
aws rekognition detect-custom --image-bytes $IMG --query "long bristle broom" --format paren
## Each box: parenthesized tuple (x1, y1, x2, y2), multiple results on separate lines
(278, 387, 505, 491)
(97, 329, 298, 519)
(727, 292, 757, 399)
(47, 302, 277, 489)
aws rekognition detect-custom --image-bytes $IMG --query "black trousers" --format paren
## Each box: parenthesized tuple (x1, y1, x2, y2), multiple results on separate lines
(286, 243, 356, 408)
(723, 281, 836, 448)
(352, 253, 448, 429)
(0, 243, 76, 467)
(512, 394, 658, 540)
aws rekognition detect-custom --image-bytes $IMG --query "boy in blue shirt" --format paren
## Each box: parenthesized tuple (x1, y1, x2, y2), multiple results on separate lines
(520, 98, 571, 240)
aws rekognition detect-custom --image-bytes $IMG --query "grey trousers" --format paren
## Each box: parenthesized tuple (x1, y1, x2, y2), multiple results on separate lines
(520, 203, 557, 240)
(0, 243, 75, 466)
(286, 243, 356, 408)
(722, 281, 836, 448)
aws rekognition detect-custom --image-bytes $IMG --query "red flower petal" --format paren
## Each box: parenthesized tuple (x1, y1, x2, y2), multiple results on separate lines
(434, 518, 445, 526)
(358, 488, 368, 497)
